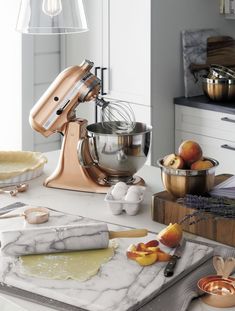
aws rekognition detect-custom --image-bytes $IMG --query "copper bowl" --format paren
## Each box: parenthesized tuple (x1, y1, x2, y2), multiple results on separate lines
(157, 157, 219, 198)
(198, 275, 235, 308)
(202, 76, 235, 102)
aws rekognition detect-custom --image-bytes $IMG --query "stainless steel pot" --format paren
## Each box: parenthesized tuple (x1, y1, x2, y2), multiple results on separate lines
(208, 65, 235, 79)
(80, 122, 152, 183)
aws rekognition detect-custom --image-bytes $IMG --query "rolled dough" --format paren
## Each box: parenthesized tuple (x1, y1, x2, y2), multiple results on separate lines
(20, 248, 114, 281)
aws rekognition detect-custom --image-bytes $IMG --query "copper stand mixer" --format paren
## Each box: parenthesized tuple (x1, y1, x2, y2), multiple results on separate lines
(30, 60, 151, 193)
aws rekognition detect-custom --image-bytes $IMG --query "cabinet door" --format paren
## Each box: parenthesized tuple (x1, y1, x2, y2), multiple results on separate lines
(175, 105, 235, 142)
(102, 0, 151, 106)
(175, 130, 235, 175)
(64, 0, 103, 124)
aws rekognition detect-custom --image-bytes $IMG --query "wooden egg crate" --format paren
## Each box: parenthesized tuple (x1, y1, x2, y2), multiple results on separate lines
(151, 174, 235, 247)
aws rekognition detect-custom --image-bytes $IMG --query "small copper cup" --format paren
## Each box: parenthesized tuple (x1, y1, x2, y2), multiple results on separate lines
(198, 275, 235, 308)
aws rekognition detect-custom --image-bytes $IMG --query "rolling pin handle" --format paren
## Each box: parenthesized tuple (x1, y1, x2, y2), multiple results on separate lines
(108, 229, 148, 239)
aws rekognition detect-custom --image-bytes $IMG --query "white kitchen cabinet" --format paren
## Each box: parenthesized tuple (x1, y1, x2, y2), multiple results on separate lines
(65, 0, 151, 106)
(63, 0, 151, 129)
(102, 0, 151, 106)
(175, 105, 235, 174)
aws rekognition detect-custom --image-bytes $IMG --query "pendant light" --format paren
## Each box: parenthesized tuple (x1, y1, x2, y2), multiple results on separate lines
(16, 0, 88, 34)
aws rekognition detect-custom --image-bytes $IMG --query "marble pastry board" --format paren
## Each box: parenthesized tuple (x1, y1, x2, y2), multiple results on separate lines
(0, 204, 214, 311)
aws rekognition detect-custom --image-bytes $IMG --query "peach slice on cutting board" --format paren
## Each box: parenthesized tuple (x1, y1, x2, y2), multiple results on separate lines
(126, 240, 171, 266)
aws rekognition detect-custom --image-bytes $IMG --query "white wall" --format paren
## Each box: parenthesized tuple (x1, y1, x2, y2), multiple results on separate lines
(0, 1, 61, 152)
(32, 36, 61, 152)
(151, 0, 235, 164)
(0, 2, 22, 150)
(22, 34, 62, 152)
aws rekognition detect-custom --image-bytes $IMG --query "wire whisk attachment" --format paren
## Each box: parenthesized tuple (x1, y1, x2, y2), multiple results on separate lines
(96, 98, 136, 134)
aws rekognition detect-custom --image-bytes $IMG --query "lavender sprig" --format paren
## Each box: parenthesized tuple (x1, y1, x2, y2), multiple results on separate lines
(177, 195, 235, 219)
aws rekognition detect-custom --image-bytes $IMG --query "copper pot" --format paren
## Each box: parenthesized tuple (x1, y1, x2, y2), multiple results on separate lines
(157, 157, 219, 198)
(202, 76, 235, 102)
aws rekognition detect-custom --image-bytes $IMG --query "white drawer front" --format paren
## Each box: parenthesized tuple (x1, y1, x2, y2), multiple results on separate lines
(175, 105, 235, 142)
(175, 130, 235, 175)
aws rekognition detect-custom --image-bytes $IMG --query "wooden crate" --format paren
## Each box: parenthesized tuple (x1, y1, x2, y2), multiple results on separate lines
(151, 175, 235, 247)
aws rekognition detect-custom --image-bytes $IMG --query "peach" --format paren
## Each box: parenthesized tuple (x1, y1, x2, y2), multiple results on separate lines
(135, 252, 158, 266)
(126, 250, 150, 259)
(144, 240, 159, 248)
(178, 140, 202, 165)
(157, 223, 183, 248)
(163, 153, 184, 169)
(136, 243, 147, 252)
(157, 249, 172, 262)
(191, 159, 213, 170)
(126, 240, 172, 266)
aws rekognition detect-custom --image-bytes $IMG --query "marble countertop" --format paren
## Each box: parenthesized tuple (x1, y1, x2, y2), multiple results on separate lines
(0, 150, 232, 311)
(174, 95, 235, 115)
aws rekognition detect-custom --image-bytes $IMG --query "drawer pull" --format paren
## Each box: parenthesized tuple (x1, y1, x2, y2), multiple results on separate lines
(221, 144, 235, 151)
(221, 117, 235, 123)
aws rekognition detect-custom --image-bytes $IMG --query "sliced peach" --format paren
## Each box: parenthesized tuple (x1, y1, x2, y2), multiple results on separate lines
(127, 250, 151, 260)
(136, 243, 147, 252)
(146, 246, 159, 252)
(135, 252, 158, 266)
(157, 223, 183, 248)
(157, 249, 172, 262)
(145, 240, 159, 248)
(127, 244, 137, 252)
(163, 153, 184, 169)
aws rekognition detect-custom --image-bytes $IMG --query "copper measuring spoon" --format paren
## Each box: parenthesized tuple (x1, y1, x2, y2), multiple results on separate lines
(0, 183, 28, 197)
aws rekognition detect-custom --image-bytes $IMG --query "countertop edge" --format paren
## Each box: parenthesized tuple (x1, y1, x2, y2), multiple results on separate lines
(174, 95, 235, 115)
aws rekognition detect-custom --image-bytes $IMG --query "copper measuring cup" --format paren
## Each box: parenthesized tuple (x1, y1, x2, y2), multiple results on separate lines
(0, 206, 49, 224)
(197, 256, 235, 308)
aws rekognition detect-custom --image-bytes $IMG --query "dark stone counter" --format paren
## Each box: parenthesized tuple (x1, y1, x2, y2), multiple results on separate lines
(174, 95, 235, 115)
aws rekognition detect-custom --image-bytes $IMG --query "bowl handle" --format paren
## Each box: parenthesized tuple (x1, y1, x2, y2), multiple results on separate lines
(77, 137, 99, 168)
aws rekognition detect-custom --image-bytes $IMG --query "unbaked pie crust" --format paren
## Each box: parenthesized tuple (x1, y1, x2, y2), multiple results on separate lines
(0, 151, 47, 180)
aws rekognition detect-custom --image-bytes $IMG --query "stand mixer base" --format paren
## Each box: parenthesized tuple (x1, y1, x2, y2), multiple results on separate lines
(102, 176, 145, 186)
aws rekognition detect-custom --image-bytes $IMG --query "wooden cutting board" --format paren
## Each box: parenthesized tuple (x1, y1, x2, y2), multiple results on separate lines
(207, 36, 235, 68)
(151, 174, 235, 247)
(190, 36, 235, 72)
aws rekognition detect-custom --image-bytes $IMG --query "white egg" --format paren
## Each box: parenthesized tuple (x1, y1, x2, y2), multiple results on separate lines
(124, 191, 140, 202)
(127, 185, 142, 195)
(114, 182, 128, 191)
(111, 187, 126, 200)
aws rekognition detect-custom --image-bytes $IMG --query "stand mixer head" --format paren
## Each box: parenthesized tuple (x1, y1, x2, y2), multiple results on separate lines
(30, 60, 151, 193)
(30, 60, 100, 137)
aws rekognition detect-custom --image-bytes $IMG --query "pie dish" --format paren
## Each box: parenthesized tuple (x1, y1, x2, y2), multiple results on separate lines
(0, 151, 47, 185)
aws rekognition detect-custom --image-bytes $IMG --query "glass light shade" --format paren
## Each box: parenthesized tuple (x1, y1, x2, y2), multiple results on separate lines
(16, 0, 88, 34)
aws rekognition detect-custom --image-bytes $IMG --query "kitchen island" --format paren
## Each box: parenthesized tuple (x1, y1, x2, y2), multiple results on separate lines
(0, 151, 233, 311)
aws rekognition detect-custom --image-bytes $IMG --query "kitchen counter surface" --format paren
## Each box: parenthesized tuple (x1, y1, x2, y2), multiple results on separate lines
(0, 151, 233, 311)
(174, 95, 235, 115)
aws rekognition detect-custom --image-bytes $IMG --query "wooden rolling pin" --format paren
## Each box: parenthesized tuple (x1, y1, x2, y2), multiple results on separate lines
(0, 223, 148, 257)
